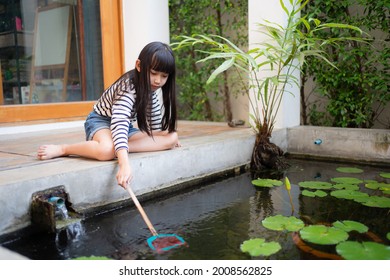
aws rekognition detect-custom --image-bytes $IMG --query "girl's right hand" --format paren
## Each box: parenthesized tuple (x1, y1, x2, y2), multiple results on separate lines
(116, 149, 132, 189)
(116, 163, 133, 189)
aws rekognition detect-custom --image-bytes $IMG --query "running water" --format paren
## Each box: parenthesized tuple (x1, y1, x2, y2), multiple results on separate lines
(48, 196, 85, 249)
(56, 203, 69, 220)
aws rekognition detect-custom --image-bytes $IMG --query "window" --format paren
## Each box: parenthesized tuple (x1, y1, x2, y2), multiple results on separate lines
(0, 0, 122, 123)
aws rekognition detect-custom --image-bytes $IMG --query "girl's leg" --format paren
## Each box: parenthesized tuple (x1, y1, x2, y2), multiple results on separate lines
(37, 129, 115, 161)
(128, 131, 179, 152)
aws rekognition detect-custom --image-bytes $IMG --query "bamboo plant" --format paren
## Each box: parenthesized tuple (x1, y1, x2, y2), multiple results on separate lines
(171, 0, 364, 171)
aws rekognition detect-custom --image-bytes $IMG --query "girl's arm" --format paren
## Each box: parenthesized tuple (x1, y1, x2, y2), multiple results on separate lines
(116, 149, 132, 189)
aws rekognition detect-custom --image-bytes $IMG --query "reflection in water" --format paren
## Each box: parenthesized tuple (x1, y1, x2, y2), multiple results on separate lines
(253, 190, 274, 218)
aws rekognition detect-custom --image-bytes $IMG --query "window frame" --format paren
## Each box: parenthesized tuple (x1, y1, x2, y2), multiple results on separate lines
(0, 0, 123, 124)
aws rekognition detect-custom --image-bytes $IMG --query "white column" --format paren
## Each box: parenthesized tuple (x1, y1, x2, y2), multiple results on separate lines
(122, 0, 170, 71)
(248, 0, 300, 129)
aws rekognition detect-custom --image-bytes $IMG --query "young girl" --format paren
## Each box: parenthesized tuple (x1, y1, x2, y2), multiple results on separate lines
(37, 41, 180, 189)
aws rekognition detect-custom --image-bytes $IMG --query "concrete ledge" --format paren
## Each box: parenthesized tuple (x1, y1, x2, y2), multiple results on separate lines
(0, 246, 28, 260)
(0, 128, 255, 236)
(287, 126, 390, 165)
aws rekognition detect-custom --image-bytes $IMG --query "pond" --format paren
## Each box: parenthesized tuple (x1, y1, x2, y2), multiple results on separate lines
(1, 158, 389, 260)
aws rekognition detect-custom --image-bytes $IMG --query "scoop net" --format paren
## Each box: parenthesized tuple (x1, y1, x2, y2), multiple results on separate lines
(147, 234, 186, 253)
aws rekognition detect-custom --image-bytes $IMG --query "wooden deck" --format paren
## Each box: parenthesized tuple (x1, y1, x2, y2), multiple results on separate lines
(0, 120, 250, 172)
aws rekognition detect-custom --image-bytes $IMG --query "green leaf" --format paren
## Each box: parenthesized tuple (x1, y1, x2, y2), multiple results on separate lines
(262, 215, 305, 232)
(72, 256, 112, 260)
(317, 23, 363, 34)
(360, 196, 390, 208)
(330, 190, 369, 201)
(302, 190, 327, 197)
(387, 233, 390, 241)
(380, 173, 390, 179)
(365, 182, 390, 190)
(240, 238, 281, 257)
(336, 167, 364, 174)
(252, 178, 283, 188)
(206, 58, 235, 84)
(298, 181, 333, 189)
(299, 225, 349, 245)
(336, 241, 390, 260)
(332, 184, 359, 191)
(279, 0, 289, 16)
(332, 220, 368, 233)
(331, 177, 363, 185)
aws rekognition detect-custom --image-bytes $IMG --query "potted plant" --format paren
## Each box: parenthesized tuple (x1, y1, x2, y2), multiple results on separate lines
(171, 0, 364, 172)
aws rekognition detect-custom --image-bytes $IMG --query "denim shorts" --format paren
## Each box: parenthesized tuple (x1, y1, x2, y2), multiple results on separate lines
(84, 111, 140, 141)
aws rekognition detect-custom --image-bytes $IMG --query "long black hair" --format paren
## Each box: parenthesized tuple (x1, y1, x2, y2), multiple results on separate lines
(132, 41, 177, 136)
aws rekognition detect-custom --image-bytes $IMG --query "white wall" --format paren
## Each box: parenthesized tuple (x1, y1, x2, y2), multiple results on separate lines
(122, 0, 170, 71)
(248, 0, 300, 129)
(121, 0, 301, 128)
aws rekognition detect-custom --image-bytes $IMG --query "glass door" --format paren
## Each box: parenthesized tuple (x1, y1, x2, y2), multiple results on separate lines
(0, 0, 104, 105)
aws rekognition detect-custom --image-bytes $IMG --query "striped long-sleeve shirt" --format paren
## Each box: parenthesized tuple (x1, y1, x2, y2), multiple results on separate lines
(93, 71, 162, 153)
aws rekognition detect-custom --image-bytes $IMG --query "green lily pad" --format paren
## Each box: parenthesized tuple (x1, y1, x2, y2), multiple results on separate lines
(353, 195, 371, 203)
(240, 238, 281, 257)
(332, 184, 360, 191)
(365, 182, 390, 190)
(73, 256, 112, 260)
(332, 220, 368, 233)
(262, 215, 305, 232)
(336, 241, 390, 260)
(302, 190, 327, 197)
(331, 177, 363, 185)
(364, 179, 377, 184)
(360, 196, 390, 208)
(299, 225, 349, 245)
(252, 178, 283, 188)
(380, 173, 390, 179)
(330, 190, 369, 201)
(336, 167, 364, 173)
(298, 181, 333, 190)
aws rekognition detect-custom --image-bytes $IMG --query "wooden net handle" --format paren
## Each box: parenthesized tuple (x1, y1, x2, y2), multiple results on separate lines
(126, 186, 158, 236)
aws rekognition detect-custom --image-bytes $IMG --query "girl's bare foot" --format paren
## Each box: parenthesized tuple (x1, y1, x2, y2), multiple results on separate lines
(37, 145, 66, 160)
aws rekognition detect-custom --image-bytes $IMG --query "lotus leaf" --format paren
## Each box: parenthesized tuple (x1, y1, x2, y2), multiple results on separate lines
(332, 220, 368, 233)
(360, 196, 390, 208)
(332, 184, 359, 191)
(262, 215, 305, 232)
(380, 172, 390, 179)
(331, 177, 363, 185)
(252, 178, 283, 188)
(240, 238, 281, 257)
(299, 225, 349, 245)
(365, 182, 390, 190)
(73, 256, 112, 260)
(298, 181, 333, 190)
(330, 190, 369, 201)
(353, 195, 371, 203)
(336, 167, 364, 174)
(364, 179, 377, 184)
(302, 190, 327, 197)
(336, 241, 390, 260)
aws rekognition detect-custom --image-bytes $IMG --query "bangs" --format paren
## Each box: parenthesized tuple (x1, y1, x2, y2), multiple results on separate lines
(151, 50, 176, 74)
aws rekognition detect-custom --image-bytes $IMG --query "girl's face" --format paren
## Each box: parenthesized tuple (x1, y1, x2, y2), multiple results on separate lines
(150, 69, 169, 92)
